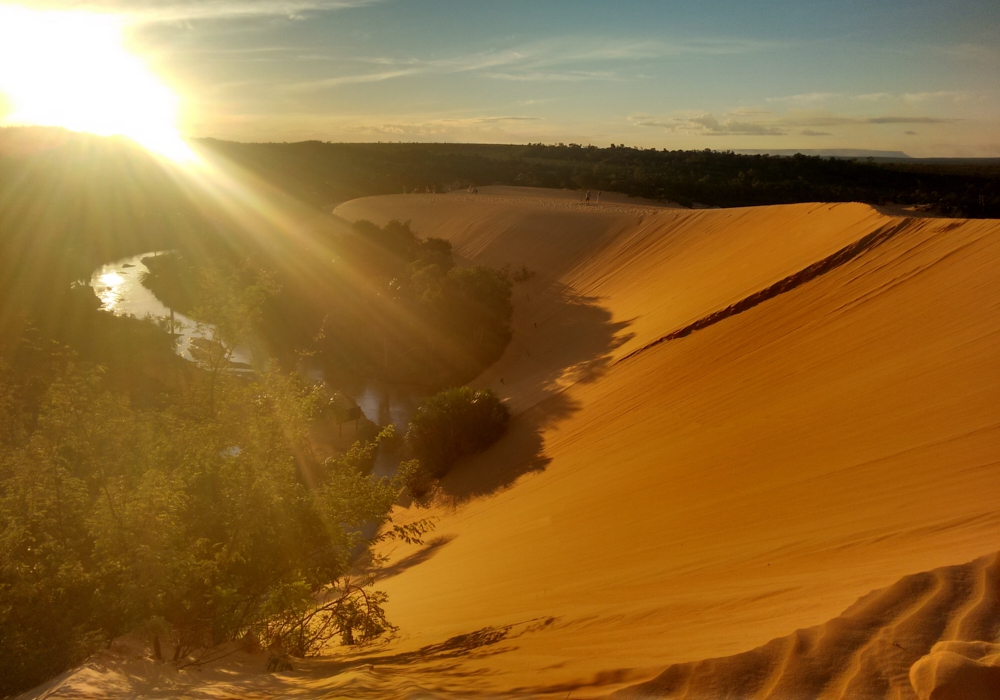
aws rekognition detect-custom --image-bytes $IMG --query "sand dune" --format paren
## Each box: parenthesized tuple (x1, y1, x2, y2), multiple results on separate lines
(613, 553, 1000, 699)
(332, 188, 1000, 697)
(24, 188, 1000, 698)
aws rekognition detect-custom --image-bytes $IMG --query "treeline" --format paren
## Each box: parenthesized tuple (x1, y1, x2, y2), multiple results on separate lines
(200, 140, 1000, 218)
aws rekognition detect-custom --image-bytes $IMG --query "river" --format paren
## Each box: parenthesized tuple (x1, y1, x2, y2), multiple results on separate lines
(89, 252, 420, 438)
(89, 251, 255, 368)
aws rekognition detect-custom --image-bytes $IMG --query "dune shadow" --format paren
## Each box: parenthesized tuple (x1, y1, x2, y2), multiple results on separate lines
(374, 534, 456, 582)
(212, 617, 561, 698)
(435, 282, 634, 504)
(324, 615, 555, 668)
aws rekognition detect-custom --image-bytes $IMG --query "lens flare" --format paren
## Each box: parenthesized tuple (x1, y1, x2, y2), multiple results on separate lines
(0, 5, 192, 161)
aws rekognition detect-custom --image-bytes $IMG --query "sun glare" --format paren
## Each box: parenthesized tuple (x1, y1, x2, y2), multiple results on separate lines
(0, 5, 192, 161)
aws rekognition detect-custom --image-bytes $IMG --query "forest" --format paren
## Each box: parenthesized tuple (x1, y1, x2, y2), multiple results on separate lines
(200, 139, 1000, 218)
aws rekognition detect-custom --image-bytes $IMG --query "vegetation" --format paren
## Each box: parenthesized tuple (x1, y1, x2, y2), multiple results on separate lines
(144, 219, 515, 389)
(200, 140, 1000, 218)
(405, 387, 510, 493)
(0, 277, 426, 696)
(315, 219, 514, 385)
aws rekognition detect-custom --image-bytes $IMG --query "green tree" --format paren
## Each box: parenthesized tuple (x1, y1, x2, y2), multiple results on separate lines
(405, 387, 510, 487)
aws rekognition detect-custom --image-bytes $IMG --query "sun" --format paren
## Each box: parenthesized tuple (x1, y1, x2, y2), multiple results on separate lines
(0, 5, 192, 161)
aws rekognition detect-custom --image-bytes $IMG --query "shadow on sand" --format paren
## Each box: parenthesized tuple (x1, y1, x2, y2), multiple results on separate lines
(432, 281, 634, 505)
(373, 534, 456, 582)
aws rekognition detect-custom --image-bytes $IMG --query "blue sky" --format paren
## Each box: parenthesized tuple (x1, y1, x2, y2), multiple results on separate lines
(20, 0, 1000, 154)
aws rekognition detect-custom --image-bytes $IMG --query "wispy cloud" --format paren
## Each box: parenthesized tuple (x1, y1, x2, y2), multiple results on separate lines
(901, 91, 969, 103)
(935, 43, 1000, 63)
(770, 90, 974, 106)
(486, 70, 621, 82)
(632, 110, 959, 138)
(28, 0, 381, 22)
(767, 92, 843, 104)
(786, 115, 958, 126)
(287, 47, 530, 90)
(334, 114, 547, 139)
(728, 107, 772, 116)
(853, 92, 892, 102)
(631, 114, 785, 136)
(443, 116, 543, 124)
(289, 68, 420, 88)
(284, 36, 779, 90)
(480, 116, 541, 123)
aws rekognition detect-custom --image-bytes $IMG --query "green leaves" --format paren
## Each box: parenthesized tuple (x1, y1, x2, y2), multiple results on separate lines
(406, 387, 510, 484)
(0, 344, 414, 694)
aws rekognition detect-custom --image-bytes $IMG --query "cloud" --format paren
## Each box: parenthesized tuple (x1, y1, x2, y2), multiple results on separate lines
(862, 116, 956, 124)
(771, 91, 973, 106)
(696, 118, 784, 136)
(633, 113, 785, 136)
(783, 115, 957, 127)
(277, 36, 781, 90)
(936, 44, 1000, 62)
(334, 114, 547, 139)
(27, 0, 381, 22)
(486, 70, 620, 82)
(631, 110, 959, 139)
(767, 92, 843, 104)
(902, 91, 969, 103)
(290, 68, 419, 89)
(466, 116, 543, 124)
(853, 92, 892, 102)
(288, 48, 529, 89)
(728, 107, 772, 116)
(437, 117, 544, 125)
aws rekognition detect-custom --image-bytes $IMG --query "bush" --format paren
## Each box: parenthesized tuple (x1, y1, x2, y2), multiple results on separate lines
(405, 387, 510, 483)
(0, 340, 424, 694)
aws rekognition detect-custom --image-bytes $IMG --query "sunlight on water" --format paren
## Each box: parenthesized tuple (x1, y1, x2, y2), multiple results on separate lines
(89, 253, 254, 369)
(95, 271, 126, 311)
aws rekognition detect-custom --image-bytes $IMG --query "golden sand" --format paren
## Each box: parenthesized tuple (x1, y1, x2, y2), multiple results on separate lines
(26, 188, 1000, 699)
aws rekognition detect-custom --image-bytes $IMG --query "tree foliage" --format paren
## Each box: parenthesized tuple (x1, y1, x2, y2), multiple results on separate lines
(0, 278, 421, 696)
(405, 387, 510, 490)
(292, 219, 513, 387)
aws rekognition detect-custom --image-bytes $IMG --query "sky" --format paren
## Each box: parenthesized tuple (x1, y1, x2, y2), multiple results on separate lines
(3, 0, 1000, 156)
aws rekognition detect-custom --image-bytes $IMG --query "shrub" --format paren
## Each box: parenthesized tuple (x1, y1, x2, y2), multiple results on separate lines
(405, 387, 510, 482)
(0, 341, 424, 695)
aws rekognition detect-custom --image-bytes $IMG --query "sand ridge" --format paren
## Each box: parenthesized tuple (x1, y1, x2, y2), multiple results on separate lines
(334, 188, 1000, 697)
(613, 553, 1000, 699)
(24, 188, 1000, 698)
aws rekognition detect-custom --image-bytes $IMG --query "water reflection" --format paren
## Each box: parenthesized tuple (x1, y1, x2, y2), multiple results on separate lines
(89, 252, 254, 368)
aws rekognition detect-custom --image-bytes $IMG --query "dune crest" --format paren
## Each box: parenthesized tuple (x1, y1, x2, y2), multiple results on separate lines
(613, 553, 1000, 699)
(335, 188, 1000, 697)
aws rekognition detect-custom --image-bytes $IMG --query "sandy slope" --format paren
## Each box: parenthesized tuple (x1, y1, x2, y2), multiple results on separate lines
(613, 553, 1000, 699)
(25, 188, 1000, 698)
(332, 188, 1000, 697)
